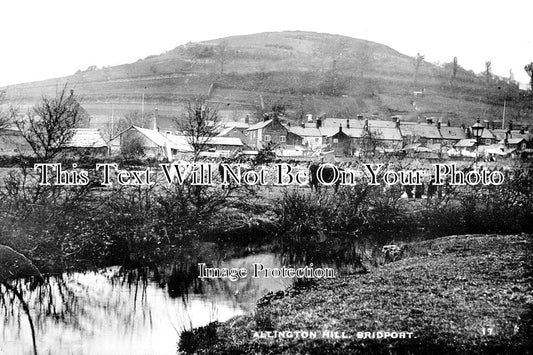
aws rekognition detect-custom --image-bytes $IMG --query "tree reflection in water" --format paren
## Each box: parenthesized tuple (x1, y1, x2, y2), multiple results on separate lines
(0, 253, 288, 355)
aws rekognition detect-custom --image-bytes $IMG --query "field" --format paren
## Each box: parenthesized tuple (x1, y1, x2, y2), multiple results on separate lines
(179, 234, 533, 354)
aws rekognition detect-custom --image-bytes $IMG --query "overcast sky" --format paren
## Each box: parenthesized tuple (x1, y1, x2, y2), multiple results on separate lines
(1, 0, 531, 87)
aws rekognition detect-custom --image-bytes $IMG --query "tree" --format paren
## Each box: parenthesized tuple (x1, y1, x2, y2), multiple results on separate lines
(214, 41, 229, 75)
(413, 53, 425, 85)
(485, 61, 492, 85)
(0, 91, 12, 130)
(450, 56, 458, 86)
(254, 141, 276, 165)
(121, 134, 145, 159)
(525, 62, 533, 90)
(355, 42, 375, 80)
(174, 97, 219, 160)
(13, 85, 83, 161)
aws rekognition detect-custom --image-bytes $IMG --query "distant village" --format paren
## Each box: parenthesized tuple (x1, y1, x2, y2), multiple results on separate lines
(1, 106, 532, 162)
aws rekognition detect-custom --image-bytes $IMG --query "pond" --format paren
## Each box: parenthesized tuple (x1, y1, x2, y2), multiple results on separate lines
(0, 253, 291, 355)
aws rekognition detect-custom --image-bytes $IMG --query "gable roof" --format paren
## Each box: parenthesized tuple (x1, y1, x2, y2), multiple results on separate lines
(288, 126, 322, 137)
(439, 126, 467, 140)
(400, 122, 442, 139)
(370, 127, 403, 141)
(500, 138, 526, 145)
(204, 136, 243, 146)
(454, 139, 477, 147)
(246, 120, 272, 131)
(66, 129, 107, 148)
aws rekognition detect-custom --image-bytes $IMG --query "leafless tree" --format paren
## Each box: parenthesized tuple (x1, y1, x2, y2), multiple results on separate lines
(355, 42, 375, 80)
(13, 84, 83, 161)
(215, 41, 229, 75)
(525, 62, 533, 90)
(413, 53, 425, 84)
(450, 56, 458, 86)
(485, 61, 492, 85)
(174, 98, 219, 160)
(0, 91, 13, 130)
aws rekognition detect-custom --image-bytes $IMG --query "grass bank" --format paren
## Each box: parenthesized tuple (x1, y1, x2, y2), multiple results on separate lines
(179, 234, 533, 354)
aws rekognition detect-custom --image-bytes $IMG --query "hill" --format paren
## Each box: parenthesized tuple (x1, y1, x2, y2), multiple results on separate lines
(2, 31, 531, 130)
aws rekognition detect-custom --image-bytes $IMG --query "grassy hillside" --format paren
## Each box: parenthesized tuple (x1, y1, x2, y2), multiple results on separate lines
(178, 234, 533, 354)
(3, 31, 532, 128)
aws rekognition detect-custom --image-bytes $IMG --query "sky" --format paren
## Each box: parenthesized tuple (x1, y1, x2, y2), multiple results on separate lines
(0, 0, 531, 87)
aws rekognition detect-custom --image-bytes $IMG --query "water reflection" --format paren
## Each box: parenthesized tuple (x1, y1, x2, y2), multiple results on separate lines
(0, 253, 290, 355)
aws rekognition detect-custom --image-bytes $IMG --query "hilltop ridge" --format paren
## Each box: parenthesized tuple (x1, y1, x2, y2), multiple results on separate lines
(2, 31, 531, 129)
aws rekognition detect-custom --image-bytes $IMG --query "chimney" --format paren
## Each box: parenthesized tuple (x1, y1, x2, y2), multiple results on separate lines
(509, 121, 513, 131)
(426, 117, 433, 125)
(339, 124, 343, 133)
(391, 116, 398, 123)
(447, 119, 451, 127)
(437, 121, 441, 130)
(245, 114, 249, 124)
(316, 118, 322, 129)
(357, 114, 364, 119)
(396, 119, 400, 128)
(307, 114, 313, 122)
(364, 118, 369, 131)
(346, 119, 350, 129)
(70, 89, 74, 97)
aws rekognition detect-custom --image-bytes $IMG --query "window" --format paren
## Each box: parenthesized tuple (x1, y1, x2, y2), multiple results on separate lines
(264, 135, 271, 142)
(333, 138, 339, 144)
(279, 135, 286, 143)
(315, 137, 319, 143)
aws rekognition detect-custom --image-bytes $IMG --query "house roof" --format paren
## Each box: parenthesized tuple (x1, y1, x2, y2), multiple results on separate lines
(165, 134, 194, 152)
(400, 122, 442, 139)
(222, 121, 250, 129)
(288, 126, 322, 137)
(341, 128, 365, 137)
(491, 129, 531, 141)
(371, 127, 403, 141)
(439, 126, 466, 140)
(66, 129, 107, 148)
(204, 136, 243, 146)
(321, 118, 398, 129)
(217, 127, 236, 137)
(246, 120, 272, 131)
(481, 129, 496, 139)
(320, 127, 345, 137)
(454, 139, 477, 147)
(500, 138, 526, 145)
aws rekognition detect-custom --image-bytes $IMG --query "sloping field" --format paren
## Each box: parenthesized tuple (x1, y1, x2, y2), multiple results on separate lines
(179, 234, 533, 354)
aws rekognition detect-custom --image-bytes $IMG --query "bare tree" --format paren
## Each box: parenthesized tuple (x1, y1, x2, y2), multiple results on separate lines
(215, 41, 229, 75)
(13, 85, 83, 161)
(450, 56, 458, 86)
(485, 61, 492, 85)
(414, 53, 425, 85)
(355, 42, 375, 80)
(0, 91, 12, 130)
(174, 98, 219, 160)
(525, 62, 533, 90)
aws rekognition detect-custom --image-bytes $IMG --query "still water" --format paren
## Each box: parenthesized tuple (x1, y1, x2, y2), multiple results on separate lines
(0, 253, 290, 355)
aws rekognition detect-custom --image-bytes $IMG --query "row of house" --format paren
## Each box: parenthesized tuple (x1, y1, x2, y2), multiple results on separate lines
(242, 114, 532, 158)
(0, 112, 530, 160)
